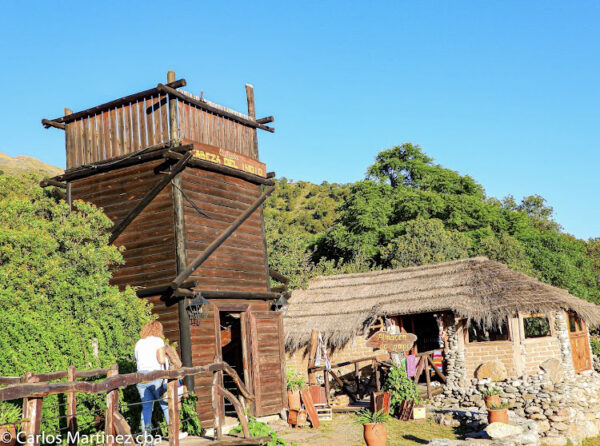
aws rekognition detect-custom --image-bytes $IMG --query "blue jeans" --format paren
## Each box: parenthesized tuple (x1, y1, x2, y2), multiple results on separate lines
(136, 374, 169, 432)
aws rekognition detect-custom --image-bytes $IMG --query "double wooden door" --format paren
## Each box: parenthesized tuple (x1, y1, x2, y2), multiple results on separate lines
(568, 312, 592, 373)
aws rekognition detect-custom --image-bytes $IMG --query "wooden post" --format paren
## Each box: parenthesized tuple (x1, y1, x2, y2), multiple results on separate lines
(307, 330, 319, 386)
(354, 363, 360, 399)
(424, 356, 432, 400)
(67, 366, 78, 446)
(373, 359, 380, 392)
(168, 75, 194, 392)
(211, 372, 222, 440)
(323, 370, 331, 405)
(167, 379, 180, 446)
(245, 84, 258, 159)
(24, 397, 42, 446)
(105, 365, 119, 446)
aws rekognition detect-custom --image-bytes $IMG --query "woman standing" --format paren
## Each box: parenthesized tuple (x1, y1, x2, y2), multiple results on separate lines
(134, 321, 187, 440)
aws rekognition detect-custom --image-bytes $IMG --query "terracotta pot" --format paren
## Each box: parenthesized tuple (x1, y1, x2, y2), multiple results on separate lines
(363, 422, 386, 446)
(0, 425, 17, 446)
(484, 394, 500, 409)
(487, 408, 509, 424)
(288, 390, 301, 410)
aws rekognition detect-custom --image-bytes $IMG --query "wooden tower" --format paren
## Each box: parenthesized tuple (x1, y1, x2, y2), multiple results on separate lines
(41, 72, 287, 427)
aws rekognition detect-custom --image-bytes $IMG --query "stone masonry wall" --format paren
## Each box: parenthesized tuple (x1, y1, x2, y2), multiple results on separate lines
(521, 337, 562, 375)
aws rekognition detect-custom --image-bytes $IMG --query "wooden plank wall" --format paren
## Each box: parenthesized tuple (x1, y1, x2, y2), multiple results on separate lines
(65, 94, 257, 170)
(64, 95, 170, 169)
(181, 167, 269, 292)
(70, 160, 177, 289)
(178, 92, 256, 159)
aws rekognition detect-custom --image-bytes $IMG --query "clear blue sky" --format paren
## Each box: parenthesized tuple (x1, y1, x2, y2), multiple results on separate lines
(0, 1, 598, 239)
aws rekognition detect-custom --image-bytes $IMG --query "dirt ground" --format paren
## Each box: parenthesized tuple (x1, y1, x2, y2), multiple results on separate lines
(274, 413, 460, 446)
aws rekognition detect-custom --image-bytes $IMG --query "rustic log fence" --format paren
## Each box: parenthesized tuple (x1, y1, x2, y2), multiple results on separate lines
(308, 350, 447, 403)
(0, 362, 267, 446)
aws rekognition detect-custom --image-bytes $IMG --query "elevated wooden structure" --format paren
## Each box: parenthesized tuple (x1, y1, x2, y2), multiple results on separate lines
(42, 72, 287, 428)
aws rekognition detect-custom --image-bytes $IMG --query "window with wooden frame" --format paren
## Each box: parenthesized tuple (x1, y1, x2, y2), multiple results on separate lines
(568, 313, 584, 333)
(523, 313, 552, 339)
(468, 319, 510, 343)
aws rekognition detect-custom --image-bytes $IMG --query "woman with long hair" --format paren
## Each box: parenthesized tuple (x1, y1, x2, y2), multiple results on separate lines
(134, 320, 187, 440)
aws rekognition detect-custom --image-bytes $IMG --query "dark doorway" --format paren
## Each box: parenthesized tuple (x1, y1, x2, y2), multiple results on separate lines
(219, 311, 245, 416)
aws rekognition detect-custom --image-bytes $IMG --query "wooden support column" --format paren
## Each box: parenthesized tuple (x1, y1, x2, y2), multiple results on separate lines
(354, 363, 360, 399)
(168, 71, 194, 392)
(67, 366, 78, 446)
(211, 372, 222, 440)
(307, 330, 319, 386)
(245, 84, 259, 159)
(373, 359, 380, 392)
(105, 365, 119, 446)
(424, 357, 432, 400)
(323, 370, 331, 405)
(167, 379, 180, 446)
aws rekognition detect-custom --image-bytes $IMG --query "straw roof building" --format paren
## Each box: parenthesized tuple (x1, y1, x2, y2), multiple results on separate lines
(284, 257, 600, 386)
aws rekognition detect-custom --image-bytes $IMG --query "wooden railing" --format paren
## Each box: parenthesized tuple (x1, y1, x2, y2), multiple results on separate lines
(0, 362, 264, 446)
(43, 77, 275, 170)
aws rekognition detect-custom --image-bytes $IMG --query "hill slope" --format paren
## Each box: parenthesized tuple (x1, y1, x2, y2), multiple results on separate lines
(0, 153, 63, 177)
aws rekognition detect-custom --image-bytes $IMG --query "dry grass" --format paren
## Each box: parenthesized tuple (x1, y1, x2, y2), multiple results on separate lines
(278, 413, 459, 446)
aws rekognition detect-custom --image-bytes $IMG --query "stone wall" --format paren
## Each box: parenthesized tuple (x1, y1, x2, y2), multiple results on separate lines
(433, 371, 600, 445)
(465, 340, 516, 379)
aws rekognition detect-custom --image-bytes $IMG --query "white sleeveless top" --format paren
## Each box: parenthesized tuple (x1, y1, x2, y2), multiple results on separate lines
(134, 336, 166, 372)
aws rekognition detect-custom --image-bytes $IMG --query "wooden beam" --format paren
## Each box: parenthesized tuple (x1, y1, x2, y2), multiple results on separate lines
(197, 290, 280, 300)
(108, 152, 192, 244)
(269, 268, 290, 285)
(164, 150, 275, 186)
(169, 185, 275, 290)
(43, 79, 186, 125)
(41, 119, 66, 130)
(157, 83, 275, 133)
(135, 280, 198, 298)
(307, 330, 319, 386)
(46, 143, 193, 183)
(245, 84, 259, 159)
(256, 116, 274, 124)
(39, 178, 67, 188)
(0, 362, 253, 401)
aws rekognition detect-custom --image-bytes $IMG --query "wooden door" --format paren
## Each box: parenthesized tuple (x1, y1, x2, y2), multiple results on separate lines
(247, 311, 287, 416)
(568, 312, 592, 373)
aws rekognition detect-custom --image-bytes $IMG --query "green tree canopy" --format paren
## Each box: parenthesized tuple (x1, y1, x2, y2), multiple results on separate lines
(0, 175, 151, 376)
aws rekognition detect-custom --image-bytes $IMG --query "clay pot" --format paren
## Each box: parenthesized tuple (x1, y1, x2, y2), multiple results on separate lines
(288, 390, 301, 410)
(484, 394, 500, 409)
(0, 425, 17, 446)
(363, 422, 386, 446)
(487, 407, 509, 424)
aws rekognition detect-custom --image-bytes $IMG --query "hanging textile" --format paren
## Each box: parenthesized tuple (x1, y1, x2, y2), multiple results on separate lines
(313, 332, 331, 371)
(406, 354, 419, 378)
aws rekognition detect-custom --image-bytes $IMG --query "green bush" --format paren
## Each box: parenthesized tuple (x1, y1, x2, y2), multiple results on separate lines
(231, 414, 296, 446)
(382, 364, 421, 414)
(286, 368, 306, 391)
(0, 175, 152, 432)
(590, 336, 600, 356)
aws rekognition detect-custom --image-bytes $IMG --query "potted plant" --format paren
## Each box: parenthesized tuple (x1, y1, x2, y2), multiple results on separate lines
(0, 403, 21, 446)
(487, 402, 509, 424)
(286, 368, 306, 411)
(355, 409, 388, 446)
(382, 364, 421, 418)
(481, 387, 501, 409)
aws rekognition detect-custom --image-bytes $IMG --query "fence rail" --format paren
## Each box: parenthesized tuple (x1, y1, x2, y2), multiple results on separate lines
(0, 361, 261, 446)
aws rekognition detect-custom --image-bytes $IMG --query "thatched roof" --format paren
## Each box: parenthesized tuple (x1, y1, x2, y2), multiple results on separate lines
(284, 257, 600, 351)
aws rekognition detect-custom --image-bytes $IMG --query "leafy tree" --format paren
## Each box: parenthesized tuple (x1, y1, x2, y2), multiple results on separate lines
(381, 218, 471, 268)
(0, 175, 152, 430)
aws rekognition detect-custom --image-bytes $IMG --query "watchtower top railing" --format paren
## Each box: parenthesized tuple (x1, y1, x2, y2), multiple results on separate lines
(42, 72, 275, 170)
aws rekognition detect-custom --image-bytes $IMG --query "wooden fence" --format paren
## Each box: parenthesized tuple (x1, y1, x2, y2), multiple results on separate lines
(0, 362, 266, 446)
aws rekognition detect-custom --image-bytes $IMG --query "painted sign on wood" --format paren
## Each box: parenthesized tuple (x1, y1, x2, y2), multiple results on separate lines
(366, 332, 417, 353)
(183, 139, 267, 177)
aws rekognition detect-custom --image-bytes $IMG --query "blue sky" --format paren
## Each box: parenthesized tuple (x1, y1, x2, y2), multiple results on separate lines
(0, 1, 598, 239)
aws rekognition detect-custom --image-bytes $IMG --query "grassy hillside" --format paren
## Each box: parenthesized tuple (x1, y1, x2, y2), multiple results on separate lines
(0, 153, 62, 177)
